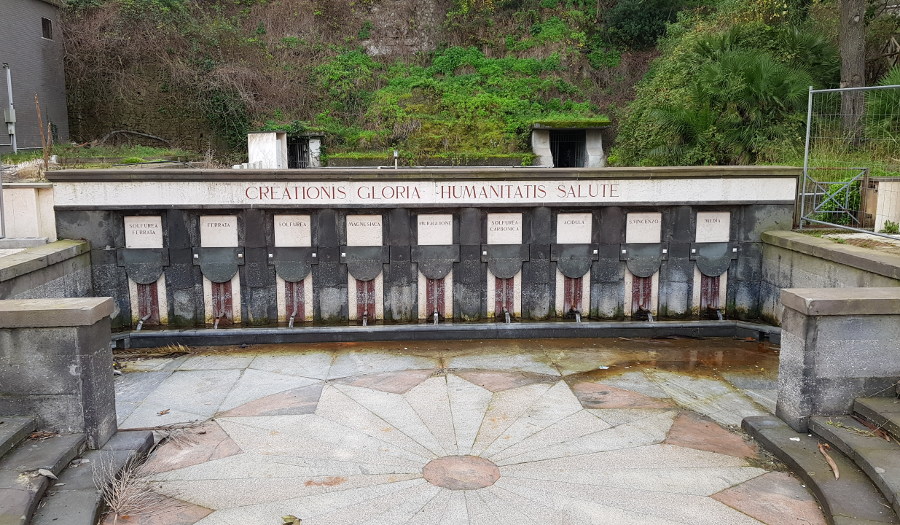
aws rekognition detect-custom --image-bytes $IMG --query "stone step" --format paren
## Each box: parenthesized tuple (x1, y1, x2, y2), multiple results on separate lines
(0, 417, 36, 460)
(811, 415, 900, 518)
(743, 415, 898, 524)
(856, 397, 900, 443)
(0, 434, 86, 525)
(31, 431, 155, 525)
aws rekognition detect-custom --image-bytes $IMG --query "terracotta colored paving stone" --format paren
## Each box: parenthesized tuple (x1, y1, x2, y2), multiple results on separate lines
(99, 494, 212, 525)
(569, 381, 673, 409)
(332, 369, 436, 394)
(140, 421, 241, 475)
(217, 383, 324, 417)
(712, 471, 827, 525)
(453, 369, 557, 392)
(664, 411, 757, 458)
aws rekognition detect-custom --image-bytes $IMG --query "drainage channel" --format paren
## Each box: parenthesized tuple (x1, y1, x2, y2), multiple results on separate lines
(112, 320, 780, 349)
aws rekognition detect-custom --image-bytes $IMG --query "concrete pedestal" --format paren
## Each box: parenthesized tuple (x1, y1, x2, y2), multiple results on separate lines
(0, 297, 117, 448)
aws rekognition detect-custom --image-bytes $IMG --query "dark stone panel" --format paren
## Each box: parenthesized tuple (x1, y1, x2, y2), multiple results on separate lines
(732, 280, 761, 319)
(313, 260, 344, 288)
(524, 259, 551, 285)
(594, 281, 624, 318)
(388, 208, 412, 246)
(390, 246, 411, 262)
(56, 210, 124, 249)
(244, 286, 275, 325)
(667, 242, 691, 259)
(171, 288, 199, 326)
(669, 206, 693, 243)
(386, 260, 416, 286)
(315, 284, 347, 322)
(166, 249, 196, 290)
(242, 209, 267, 248)
(735, 242, 763, 282)
(317, 246, 340, 265)
(316, 209, 340, 247)
(167, 209, 191, 249)
(662, 257, 693, 283)
(658, 280, 690, 319)
(456, 245, 485, 286)
(529, 207, 552, 244)
(593, 257, 623, 283)
(459, 208, 482, 245)
(384, 282, 416, 322)
(530, 244, 551, 260)
(739, 204, 794, 242)
(591, 211, 603, 244)
(523, 284, 551, 320)
(599, 207, 625, 244)
(244, 248, 274, 288)
(454, 279, 483, 320)
(596, 243, 621, 259)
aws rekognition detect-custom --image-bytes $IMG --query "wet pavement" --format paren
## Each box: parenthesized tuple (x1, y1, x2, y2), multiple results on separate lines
(109, 337, 825, 524)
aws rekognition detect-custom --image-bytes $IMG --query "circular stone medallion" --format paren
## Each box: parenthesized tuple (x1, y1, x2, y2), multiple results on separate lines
(422, 455, 501, 490)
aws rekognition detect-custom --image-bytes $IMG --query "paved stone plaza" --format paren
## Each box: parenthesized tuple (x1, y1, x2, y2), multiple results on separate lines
(111, 338, 825, 524)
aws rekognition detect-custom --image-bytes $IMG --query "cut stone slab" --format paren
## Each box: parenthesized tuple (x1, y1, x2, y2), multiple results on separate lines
(664, 411, 757, 458)
(333, 369, 436, 394)
(0, 434, 86, 475)
(0, 417, 35, 459)
(444, 370, 555, 392)
(810, 415, 900, 517)
(0, 297, 113, 328)
(569, 381, 672, 410)
(855, 397, 900, 442)
(218, 383, 323, 417)
(98, 493, 212, 525)
(743, 415, 898, 524)
(712, 471, 826, 525)
(141, 421, 241, 475)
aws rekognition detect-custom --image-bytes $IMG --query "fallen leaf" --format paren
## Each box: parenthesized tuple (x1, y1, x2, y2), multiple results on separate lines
(282, 515, 302, 524)
(37, 468, 58, 480)
(818, 443, 840, 480)
(157, 409, 170, 416)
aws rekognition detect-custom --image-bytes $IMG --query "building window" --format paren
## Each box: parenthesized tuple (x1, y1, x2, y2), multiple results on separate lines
(41, 18, 53, 40)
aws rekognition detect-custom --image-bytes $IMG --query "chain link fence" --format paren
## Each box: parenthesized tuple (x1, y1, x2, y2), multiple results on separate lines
(798, 84, 900, 237)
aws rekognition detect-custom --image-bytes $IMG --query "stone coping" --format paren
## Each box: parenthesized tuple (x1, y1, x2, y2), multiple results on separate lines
(781, 287, 900, 316)
(763, 230, 900, 281)
(47, 165, 801, 183)
(0, 240, 90, 283)
(0, 182, 54, 189)
(0, 297, 114, 328)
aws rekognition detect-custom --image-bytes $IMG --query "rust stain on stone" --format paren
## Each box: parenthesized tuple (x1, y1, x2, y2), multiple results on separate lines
(304, 476, 348, 487)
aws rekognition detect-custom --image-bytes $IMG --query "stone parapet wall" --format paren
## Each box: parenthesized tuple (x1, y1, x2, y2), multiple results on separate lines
(0, 297, 117, 448)
(0, 240, 92, 300)
(760, 231, 900, 323)
(775, 288, 900, 432)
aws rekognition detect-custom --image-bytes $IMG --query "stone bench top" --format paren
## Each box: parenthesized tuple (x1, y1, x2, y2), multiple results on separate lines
(0, 297, 114, 328)
(781, 287, 900, 316)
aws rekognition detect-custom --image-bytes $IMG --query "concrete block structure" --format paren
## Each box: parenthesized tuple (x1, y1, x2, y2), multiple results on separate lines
(776, 287, 900, 432)
(0, 297, 117, 448)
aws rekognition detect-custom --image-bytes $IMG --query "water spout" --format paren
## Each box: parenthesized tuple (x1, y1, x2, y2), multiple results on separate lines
(574, 311, 581, 323)
(504, 310, 511, 324)
(646, 312, 654, 323)
(716, 309, 724, 321)
(433, 310, 439, 325)
(135, 313, 152, 331)
(288, 306, 298, 328)
(362, 312, 368, 327)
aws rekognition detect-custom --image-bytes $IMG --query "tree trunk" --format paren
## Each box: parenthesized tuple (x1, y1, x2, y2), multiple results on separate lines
(840, 0, 866, 142)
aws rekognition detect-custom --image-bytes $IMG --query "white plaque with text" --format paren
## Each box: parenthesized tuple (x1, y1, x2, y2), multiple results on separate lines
(487, 213, 522, 244)
(274, 215, 312, 247)
(556, 213, 592, 244)
(200, 215, 238, 247)
(417, 214, 453, 246)
(124, 216, 163, 249)
(626, 212, 662, 244)
(695, 212, 730, 243)
(346, 215, 383, 246)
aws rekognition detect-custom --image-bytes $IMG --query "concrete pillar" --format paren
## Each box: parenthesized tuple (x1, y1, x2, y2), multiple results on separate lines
(0, 297, 117, 449)
(776, 288, 900, 432)
(530, 129, 553, 167)
(585, 129, 605, 167)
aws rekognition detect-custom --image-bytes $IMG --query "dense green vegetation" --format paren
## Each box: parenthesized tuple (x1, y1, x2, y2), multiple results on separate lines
(62, 0, 898, 166)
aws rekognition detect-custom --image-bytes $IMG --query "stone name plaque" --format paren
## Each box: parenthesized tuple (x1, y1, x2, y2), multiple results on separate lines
(695, 212, 730, 243)
(274, 215, 312, 247)
(347, 215, 383, 246)
(487, 213, 523, 245)
(625, 212, 662, 244)
(124, 216, 163, 249)
(200, 215, 238, 248)
(417, 214, 453, 246)
(556, 213, 592, 244)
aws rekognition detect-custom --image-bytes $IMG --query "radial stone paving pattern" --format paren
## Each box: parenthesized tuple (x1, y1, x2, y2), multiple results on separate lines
(112, 339, 826, 525)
